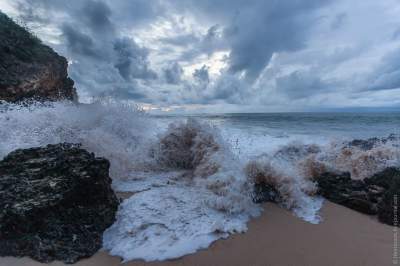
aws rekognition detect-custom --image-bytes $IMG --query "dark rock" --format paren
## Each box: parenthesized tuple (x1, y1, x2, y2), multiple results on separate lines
(364, 167, 399, 189)
(0, 143, 118, 263)
(252, 182, 280, 203)
(0, 12, 77, 103)
(315, 167, 400, 226)
(347, 137, 379, 150)
(343, 197, 376, 215)
(346, 134, 399, 151)
(374, 168, 400, 225)
(316, 171, 377, 214)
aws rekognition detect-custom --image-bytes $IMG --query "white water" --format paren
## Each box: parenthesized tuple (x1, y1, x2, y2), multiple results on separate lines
(1, 101, 399, 262)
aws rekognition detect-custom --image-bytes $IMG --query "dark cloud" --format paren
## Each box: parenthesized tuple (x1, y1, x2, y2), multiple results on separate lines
(368, 48, 400, 91)
(163, 62, 183, 84)
(330, 12, 347, 30)
(177, 69, 246, 105)
(114, 38, 157, 81)
(12, 0, 158, 100)
(103, 86, 147, 100)
(205, 74, 246, 104)
(81, 0, 114, 34)
(193, 65, 210, 84)
(205, 25, 220, 41)
(6, 0, 399, 110)
(160, 33, 200, 47)
(106, 0, 165, 27)
(61, 24, 101, 59)
(10, 0, 333, 104)
(276, 70, 332, 99)
(14, 1, 48, 25)
(175, 24, 225, 62)
(224, 0, 330, 81)
(392, 28, 400, 40)
(177, 0, 331, 81)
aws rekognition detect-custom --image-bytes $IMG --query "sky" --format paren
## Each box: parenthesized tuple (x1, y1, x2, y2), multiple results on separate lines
(1, 0, 400, 113)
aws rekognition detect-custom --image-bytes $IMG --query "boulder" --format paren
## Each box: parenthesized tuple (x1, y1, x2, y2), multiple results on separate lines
(315, 167, 400, 226)
(0, 143, 118, 263)
(252, 182, 280, 203)
(367, 168, 400, 226)
(0, 12, 77, 103)
(346, 134, 399, 150)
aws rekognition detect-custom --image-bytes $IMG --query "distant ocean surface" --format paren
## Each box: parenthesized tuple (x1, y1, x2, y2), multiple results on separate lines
(157, 112, 400, 156)
(1, 102, 399, 262)
(170, 112, 400, 138)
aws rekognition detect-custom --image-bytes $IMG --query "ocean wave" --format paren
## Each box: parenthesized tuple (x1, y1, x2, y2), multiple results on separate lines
(245, 144, 323, 223)
(1, 101, 398, 262)
(296, 137, 400, 180)
(103, 119, 260, 261)
(0, 100, 155, 178)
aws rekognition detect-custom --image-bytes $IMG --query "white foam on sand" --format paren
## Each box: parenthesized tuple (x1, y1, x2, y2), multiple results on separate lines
(104, 177, 255, 262)
(103, 119, 261, 261)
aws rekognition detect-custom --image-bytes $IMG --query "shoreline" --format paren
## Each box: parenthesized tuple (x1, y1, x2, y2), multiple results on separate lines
(1, 201, 393, 266)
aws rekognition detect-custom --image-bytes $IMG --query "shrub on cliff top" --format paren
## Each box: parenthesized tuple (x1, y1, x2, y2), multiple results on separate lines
(0, 11, 53, 64)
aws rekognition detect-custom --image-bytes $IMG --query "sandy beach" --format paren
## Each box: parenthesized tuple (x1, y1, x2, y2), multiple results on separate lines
(1, 201, 394, 266)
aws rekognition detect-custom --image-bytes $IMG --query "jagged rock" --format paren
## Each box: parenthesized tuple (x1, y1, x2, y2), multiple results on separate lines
(347, 134, 399, 150)
(252, 183, 280, 203)
(315, 167, 400, 226)
(0, 143, 118, 263)
(347, 138, 380, 150)
(367, 168, 400, 225)
(0, 12, 77, 102)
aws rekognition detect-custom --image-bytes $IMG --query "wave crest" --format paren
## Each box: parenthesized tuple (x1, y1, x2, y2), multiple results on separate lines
(2, 102, 398, 262)
(103, 119, 259, 261)
(154, 119, 220, 175)
(245, 151, 321, 222)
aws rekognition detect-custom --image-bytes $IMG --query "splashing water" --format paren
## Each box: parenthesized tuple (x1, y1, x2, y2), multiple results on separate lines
(103, 119, 260, 261)
(0, 102, 259, 261)
(0, 100, 155, 178)
(1, 102, 399, 261)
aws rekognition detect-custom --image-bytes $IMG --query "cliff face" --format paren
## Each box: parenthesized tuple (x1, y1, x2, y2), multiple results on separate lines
(0, 12, 77, 102)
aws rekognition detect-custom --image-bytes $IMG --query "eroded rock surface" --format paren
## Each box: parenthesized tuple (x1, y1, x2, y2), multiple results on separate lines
(316, 167, 400, 226)
(347, 134, 398, 150)
(0, 143, 118, 263)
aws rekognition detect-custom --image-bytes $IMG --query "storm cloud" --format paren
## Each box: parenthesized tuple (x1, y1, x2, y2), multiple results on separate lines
(1, 0, 400, 111)
(368, 48, 400, 91)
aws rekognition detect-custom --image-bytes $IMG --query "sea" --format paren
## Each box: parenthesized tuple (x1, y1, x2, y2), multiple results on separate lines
(1, 101, 399, 262)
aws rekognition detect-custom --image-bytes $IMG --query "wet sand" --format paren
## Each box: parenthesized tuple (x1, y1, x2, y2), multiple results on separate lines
(0, 201, 394, 266)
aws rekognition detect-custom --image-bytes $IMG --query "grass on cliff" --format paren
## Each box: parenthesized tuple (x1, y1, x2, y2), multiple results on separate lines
(0, 11, 55, 63)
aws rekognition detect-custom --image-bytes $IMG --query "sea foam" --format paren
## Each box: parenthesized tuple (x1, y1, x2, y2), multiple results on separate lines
(1, 101, 398, 262)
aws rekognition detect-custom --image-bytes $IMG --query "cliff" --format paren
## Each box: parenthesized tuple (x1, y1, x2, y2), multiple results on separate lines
(0, 12, 77, 102)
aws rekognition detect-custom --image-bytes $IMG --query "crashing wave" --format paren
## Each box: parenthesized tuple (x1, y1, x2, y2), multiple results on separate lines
(103, 119, 260, 261)
(1, 101, 398, 262)
(0, 100, 154, 178)
(296, 136, 400, 180)
(245, 143, 322, 223)
(243, 136, 400, 222)
(327, 138, 400, 179)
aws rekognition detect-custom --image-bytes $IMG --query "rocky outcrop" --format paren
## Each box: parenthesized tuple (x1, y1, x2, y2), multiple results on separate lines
(252, 182, 280, 203)
(346, 134, 398, 150)
(316, 167, 400, 226)
(0, 143, 118, 263)
(0, 12, 77, 102)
